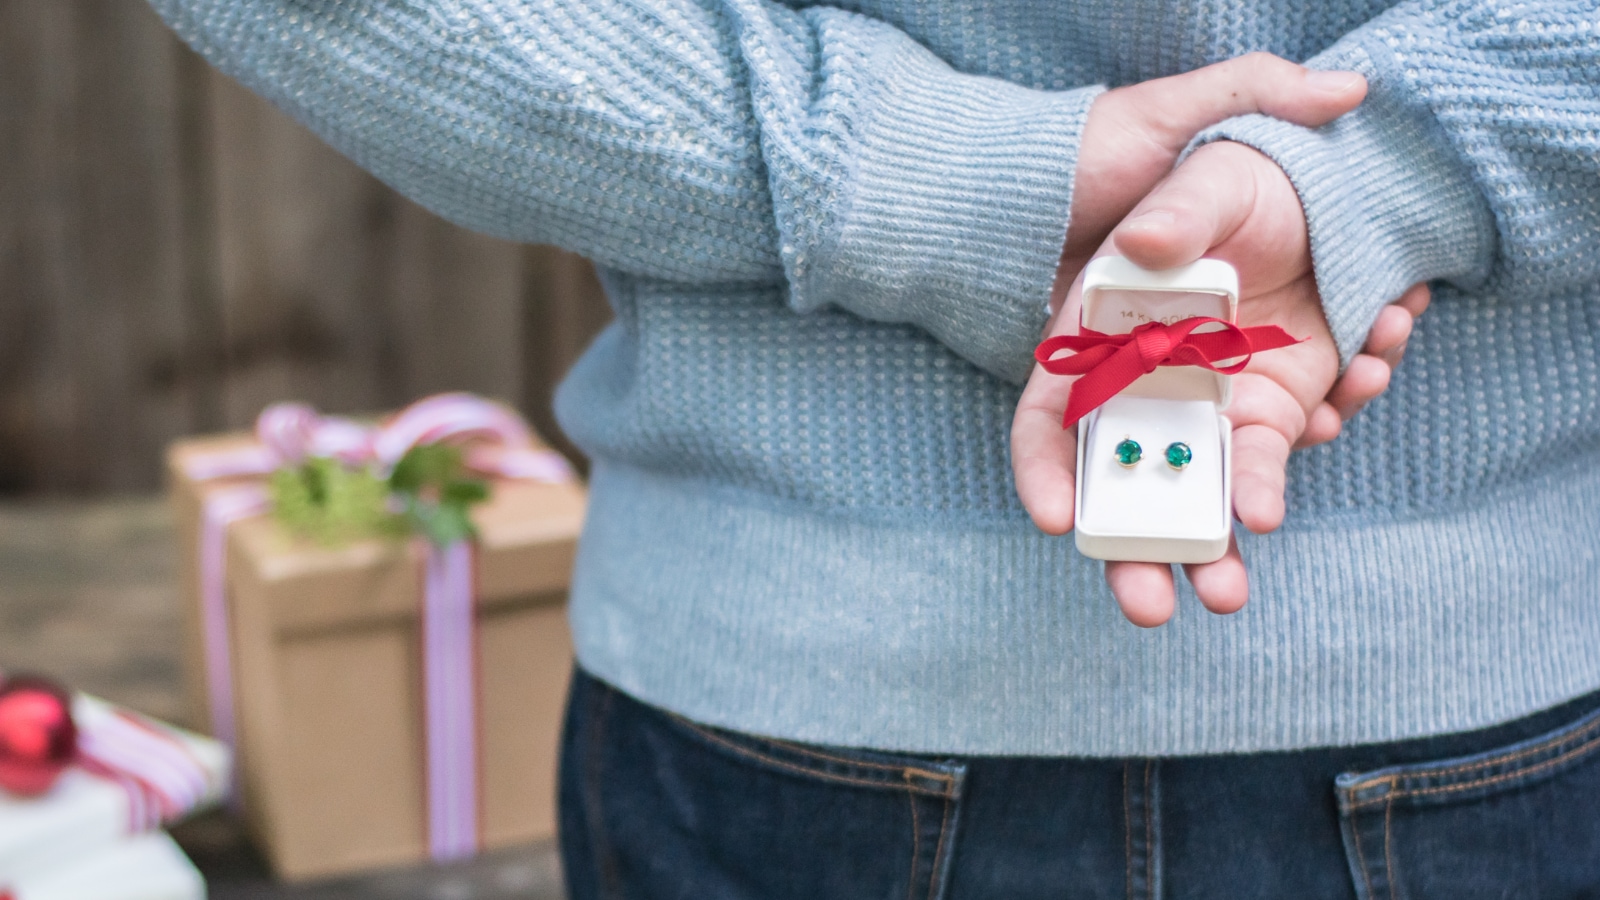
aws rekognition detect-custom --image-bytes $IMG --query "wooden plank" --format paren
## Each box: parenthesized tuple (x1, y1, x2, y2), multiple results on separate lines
(0, 0, 196, 493)
(205, 69, 402, 426)
(204, 71, 539, 429)
(172, 41, 227, 434)
(0, 3, 30, 492)
(379, 199, 526, 404)
(0, 2, 611, 493)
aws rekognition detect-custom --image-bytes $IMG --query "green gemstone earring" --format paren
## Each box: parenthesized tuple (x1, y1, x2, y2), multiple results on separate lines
(1114, 437, 1143, 468)
(1165, 441, 1193, 471)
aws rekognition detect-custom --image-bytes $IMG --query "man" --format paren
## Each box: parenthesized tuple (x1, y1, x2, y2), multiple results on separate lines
(151, 0, 1600, 893)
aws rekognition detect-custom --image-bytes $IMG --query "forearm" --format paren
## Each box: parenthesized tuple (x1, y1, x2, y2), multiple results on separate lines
(1189, 0, 1600, 364)
(150, 0, 1102, 382)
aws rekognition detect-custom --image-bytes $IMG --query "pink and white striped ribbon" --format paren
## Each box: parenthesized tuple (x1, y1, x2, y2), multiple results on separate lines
(373, 392, 532, 469)
(178, 444, 279, 482)
(180, 393, 572, 861)
(196, 483, 271, 773)
(420, 539, 480, 862)
(75, 707, 216, 832)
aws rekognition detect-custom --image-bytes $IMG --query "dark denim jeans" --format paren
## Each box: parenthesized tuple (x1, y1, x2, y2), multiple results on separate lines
(559, 668, 1600, 899)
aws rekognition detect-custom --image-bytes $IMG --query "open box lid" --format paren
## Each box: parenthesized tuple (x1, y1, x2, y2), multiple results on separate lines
(1080, 256, 1240, 408)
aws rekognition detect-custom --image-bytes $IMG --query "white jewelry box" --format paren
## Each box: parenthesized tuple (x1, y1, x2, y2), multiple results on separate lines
(1072, 256, 1239, 564)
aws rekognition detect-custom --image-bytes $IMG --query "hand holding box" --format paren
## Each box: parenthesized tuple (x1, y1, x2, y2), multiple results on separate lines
(1015, 138, 1376, 625)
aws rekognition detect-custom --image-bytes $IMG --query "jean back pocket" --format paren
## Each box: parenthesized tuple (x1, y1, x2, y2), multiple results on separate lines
(559, 670, 968, 900)
(1336, 704, 1600, 900)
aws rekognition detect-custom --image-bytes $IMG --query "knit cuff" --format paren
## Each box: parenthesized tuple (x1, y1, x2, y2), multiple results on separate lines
(798, 41, 1104, 384)
(1190, 40, 1496, 367)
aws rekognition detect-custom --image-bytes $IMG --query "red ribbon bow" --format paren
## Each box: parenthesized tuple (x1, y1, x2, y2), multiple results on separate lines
(1035, 316, 1302, 428)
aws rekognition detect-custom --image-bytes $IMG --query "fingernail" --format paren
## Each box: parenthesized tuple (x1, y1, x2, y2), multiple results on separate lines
(1306, 70, 1363, 94)
(1121, 209, 1177, 232)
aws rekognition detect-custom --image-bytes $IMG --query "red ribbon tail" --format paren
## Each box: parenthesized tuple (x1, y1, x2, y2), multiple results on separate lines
(1061, 344, 1149, 429)
(1240, 324, 1303, 352)
(1036, 337, 1122, 376)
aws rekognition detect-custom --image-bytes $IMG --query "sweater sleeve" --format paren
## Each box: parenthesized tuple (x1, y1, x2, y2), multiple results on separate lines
(147, 0, 1102, 383)
(1190, 0, 1600, 366)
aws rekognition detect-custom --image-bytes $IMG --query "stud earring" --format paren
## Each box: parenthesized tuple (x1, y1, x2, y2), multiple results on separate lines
(1114, 437, 1143, 468)
(1165, 442, 1193, 471)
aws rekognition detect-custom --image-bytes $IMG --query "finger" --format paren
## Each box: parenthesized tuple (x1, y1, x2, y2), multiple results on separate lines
(1012, 372, 1080, 534)
(1130, 53, 1367, 150)
(1105, 561, 1178, 627)
(1297, 402, 1343, 448)
(1011, 407, 1078, 535)
(1224, 373, 1306, 446)
(1368, 282, 1431, 368)
(1326, 353, 1392, 421)
(1394, 282, 1432, 318)
(1230, 423, 1291, 534)
(1183, 535, 1249, 615)
(1111, 145, 1260, 270)
(1016, 268, 1092, 531)
(1363, 305, 1415, 366)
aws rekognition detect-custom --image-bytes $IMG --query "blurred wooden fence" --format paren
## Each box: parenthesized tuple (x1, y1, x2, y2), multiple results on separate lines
(0, 1, 611, 494)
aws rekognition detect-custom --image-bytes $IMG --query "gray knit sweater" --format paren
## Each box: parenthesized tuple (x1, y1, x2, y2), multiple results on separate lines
(150, 0, 1600, 754)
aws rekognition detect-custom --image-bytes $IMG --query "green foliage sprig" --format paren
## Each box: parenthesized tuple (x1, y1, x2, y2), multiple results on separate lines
(268, 457, 399, 545)
(389, 444, 490, 547)
(267, 444, 489, 547)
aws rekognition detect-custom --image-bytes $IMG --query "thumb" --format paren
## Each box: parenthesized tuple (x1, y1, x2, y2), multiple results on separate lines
(1112, 142, 1310, 284)
(1120, 52, 1366, 153)
(1111, 143, 1262, 271)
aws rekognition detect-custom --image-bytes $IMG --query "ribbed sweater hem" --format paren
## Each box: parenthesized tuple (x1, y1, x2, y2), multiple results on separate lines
(569, 461, 1600, 757)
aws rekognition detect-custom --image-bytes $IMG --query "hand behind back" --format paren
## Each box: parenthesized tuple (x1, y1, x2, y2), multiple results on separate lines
(1017, 139, 1430, 626)
(1058, 52, 1368, 302)
(1063, 52, 1420, 449)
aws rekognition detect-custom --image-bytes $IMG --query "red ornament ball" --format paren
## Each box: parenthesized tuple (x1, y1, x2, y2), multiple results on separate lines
(0, 676, 78, 797)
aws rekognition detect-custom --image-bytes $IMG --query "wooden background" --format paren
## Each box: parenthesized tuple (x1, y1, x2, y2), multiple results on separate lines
(0, 0, 612, 495)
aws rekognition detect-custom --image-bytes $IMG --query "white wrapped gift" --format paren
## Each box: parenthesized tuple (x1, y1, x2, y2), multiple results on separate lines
(5, 831, 204, 900)
(0, 696, 227, 886)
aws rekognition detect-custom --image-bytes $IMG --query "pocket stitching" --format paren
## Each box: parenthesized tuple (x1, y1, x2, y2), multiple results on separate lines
(671, 715, 956, 797)
(905, 791, 921, 900)
(668, 712, 932, 773)
(1342, 707, 1600, 797)
(1349, 807, 1377, 900)
(925, 795, 954, 900)
(1345, 725, 1600, 810)
(1383, 795, 1395, 895)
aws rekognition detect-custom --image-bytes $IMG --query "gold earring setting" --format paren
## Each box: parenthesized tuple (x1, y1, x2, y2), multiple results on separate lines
(1164, 442, 1193, 471)
(1114, 438, 1143, 468)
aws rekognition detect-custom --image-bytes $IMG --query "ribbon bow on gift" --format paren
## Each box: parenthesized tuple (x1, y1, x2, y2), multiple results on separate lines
(1035, 317, 1302, 428)
(181, 393, 573, 863)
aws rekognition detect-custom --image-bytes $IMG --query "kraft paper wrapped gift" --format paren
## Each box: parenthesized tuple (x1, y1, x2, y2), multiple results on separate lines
(166, 419, 585, 881)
